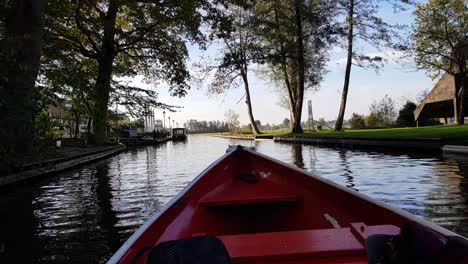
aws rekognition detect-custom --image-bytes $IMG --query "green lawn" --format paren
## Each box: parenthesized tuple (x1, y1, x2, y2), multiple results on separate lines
(291, 125, 468, 140)
(220, 125, 468, 141)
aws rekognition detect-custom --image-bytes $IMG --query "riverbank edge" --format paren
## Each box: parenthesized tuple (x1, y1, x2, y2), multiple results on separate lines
(273, 136, 461, 151)
(210, 134, 468, 154)
(211, 135, 256, 140)
(116, 137, 172, 146)
(0, 144, 127, 187)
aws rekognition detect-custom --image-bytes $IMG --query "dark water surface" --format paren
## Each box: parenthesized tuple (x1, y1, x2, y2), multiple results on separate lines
(1, 135, 467, 263)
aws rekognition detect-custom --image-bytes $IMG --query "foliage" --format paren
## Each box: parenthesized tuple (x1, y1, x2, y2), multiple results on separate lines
(184, 119, 229, 133)
(199, 1, 262, 134)
(202, 2, 257, 95)
(45, 0, 210, 143)
(46, 0, 205, 93)
(409, 0, 467, 79)
(348, 113, 366, 129)
(367, 94, 397, 128)
(110, 82, 178, 118)
(254, 0, 337, 132)
(123, 120, 144, 129)
(225, 109, 240, 132)
(408, 0, 467, 124)
(281, 118, 290, 129)
(364, 112, 385, 128)
(396, 101, 417, 127)
(416, 88, 430, 103)
(334, 0, 406, 130)
(34, 112, 54, 140)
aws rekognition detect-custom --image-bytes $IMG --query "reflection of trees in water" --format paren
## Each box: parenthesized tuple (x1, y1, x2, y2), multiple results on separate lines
(338, 149, 356, 191)
(95, 162, 121, 254)
(0, 189, 38, 263)
(422, 155, 468, 237)
(306, 144, 317, 171)
(453, 157, 468, 195)
(146, 146, 157, 192)
(145, 146, 164, 211)
(292, 144, 304, 169)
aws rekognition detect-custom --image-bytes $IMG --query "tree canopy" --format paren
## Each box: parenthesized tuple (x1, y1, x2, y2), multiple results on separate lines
(45, 0, 210, 143)
(409, 0, 467, 124)
(254, 0, 337, 133)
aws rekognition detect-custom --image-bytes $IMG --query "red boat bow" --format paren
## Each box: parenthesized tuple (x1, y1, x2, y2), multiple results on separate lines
(108, 146, 466, 264)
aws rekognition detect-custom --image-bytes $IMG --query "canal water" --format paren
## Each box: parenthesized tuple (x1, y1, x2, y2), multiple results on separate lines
(1, 135, 467, 263)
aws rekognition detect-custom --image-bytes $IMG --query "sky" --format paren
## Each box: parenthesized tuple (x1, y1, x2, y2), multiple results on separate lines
(128, 1, 436, 127)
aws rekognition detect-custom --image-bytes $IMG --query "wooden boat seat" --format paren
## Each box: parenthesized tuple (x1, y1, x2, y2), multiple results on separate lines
(200, 178, 302, 207)
(217, 223, 400, 263)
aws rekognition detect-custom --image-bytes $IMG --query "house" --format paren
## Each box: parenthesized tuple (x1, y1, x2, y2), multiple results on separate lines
(414, 39, 468, 125)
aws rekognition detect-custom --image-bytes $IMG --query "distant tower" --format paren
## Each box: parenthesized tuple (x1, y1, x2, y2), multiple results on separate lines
(308, 100, 314, 130)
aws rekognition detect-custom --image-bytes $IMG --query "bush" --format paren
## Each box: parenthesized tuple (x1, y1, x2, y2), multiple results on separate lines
(34, 112, 54, 140)
(368, 95, 396, 128)
(365, 112, 385, 128)
(396, 101, 417, 127)
(348, 113, 366, 129)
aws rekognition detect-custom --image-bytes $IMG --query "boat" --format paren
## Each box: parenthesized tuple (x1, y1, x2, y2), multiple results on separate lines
(108, 145, 468, 264)
(172, 128, 187, 140)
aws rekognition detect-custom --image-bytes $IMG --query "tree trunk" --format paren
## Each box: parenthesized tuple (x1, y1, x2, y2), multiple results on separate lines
(86, 117, 92, 142)
(335, 0, 354, 131)
(92, 0, 118, 144)
(292, 0, 305, 134)
(274, 0, 296, 121)
(241, 73, 261, 134)
(457, 72, 466, 125)
(74, 113, 80, 139)
(0, 0, 47, 159)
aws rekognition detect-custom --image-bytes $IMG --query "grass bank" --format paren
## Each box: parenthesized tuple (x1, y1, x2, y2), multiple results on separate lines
(217, 125, 468, 142)
(288, 125, 468, 141)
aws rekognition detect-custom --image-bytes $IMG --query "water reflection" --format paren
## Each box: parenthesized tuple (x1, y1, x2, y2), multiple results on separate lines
(0, 188, 39, 263)
(291, 144, 304, 169)
(0, 135, 467, 263)
(338, 149, 356, 190)
(95, 163, 120, 261)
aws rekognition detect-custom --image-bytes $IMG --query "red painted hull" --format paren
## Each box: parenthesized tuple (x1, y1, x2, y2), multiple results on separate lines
(108, 147, 461, 264)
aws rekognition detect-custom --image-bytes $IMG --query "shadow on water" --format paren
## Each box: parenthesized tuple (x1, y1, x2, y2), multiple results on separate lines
(277, 141, 443, 160)
(0, 188, 39, 263)
(291, 144, 305, 169)
(338, 149, 356, 191)
(94, 163, 121, 262)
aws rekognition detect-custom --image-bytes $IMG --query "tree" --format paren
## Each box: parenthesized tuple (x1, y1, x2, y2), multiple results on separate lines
(348, 113, 366, 129)
(40, 40, 97, 139)
(225, 109, 240, 133)
(416, 88, 431, 103)
(367, 94, 397, 127)
(408, 0, 467, 124)
(184, 119, 228, 133)
(254, 0, 336, 133)
(334, 0, 404, 131)
(396, 101, 417, 127)
(281, 118, 290, 129)
(0, 0, 48, 159)
(40, 38, 175, 140)
(364, 112, 384, 128)
(202, 2, 262, 134)
(46, 0, 208, 144)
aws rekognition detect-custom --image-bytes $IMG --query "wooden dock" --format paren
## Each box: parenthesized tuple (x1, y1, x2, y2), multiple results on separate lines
(0, 144, 126, 187)
(111, 137, 172, 146)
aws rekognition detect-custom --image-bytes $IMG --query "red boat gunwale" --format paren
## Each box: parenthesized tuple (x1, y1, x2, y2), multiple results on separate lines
(107, 146, 462, 264)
